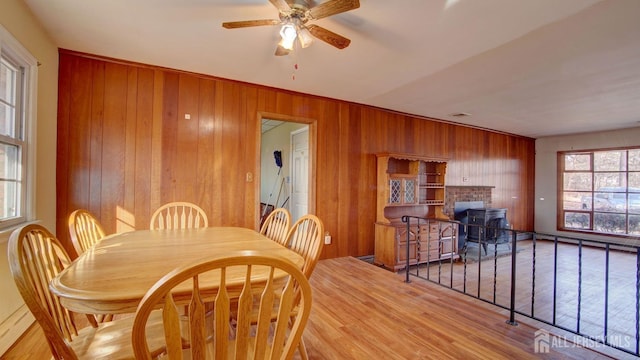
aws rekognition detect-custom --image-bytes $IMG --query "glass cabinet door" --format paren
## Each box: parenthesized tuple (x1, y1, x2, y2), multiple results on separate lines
(389, 178, 402, 204)
(404, 178, 416, 203)
(388, 176, 417, 205)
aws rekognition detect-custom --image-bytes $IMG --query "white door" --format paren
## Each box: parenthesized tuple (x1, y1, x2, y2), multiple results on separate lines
(290, 127, 309, 222)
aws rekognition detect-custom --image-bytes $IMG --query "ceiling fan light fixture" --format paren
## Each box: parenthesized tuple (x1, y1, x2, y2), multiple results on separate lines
(297, 26, 313, 48)
(279, 23, 297, 50)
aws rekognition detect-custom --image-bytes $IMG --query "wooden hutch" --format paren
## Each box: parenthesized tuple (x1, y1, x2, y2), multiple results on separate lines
(374, 153, 458, 271)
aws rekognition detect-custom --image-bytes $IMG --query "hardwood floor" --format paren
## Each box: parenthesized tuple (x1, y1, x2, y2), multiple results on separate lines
(2, 254, 633, 359)
(303, 256, 628, 359)
(1, 323, 49, 360)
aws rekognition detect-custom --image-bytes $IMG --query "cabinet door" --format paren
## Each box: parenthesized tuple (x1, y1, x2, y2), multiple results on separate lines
(440, 237, 454, 255)
(389, 175, 418, 205)
(395, 226, 417, 264)
(439, 224, 456, 255)
(417, 224, 440, 262)
(417, 222, 458, 261)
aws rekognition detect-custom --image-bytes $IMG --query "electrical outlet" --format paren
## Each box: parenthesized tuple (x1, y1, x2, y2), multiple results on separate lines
(324, 233, 331, 245)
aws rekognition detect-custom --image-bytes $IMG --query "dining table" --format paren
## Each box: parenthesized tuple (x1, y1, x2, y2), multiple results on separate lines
(50, 226, 304, 315)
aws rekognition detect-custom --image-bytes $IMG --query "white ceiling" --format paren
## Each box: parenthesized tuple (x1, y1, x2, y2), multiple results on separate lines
(22, 0, 640, 138)
(261, 119, 285, 133)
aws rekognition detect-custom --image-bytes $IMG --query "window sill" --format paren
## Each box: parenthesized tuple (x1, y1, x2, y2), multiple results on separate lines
(0, 220, 41, 244)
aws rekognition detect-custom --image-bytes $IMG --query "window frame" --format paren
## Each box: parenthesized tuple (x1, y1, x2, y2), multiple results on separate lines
(0, 25, 37, 230)
(558, 146, 640, 237)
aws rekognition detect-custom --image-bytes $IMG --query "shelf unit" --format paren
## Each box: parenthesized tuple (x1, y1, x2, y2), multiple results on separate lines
(374, 153, 456, 270)
(375, 153, 448, 224)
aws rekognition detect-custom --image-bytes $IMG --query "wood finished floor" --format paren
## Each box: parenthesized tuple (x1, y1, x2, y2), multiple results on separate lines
(3, 248, 636, 359)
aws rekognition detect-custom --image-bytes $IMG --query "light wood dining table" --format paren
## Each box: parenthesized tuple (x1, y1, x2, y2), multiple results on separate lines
(50, 227, 304, 315)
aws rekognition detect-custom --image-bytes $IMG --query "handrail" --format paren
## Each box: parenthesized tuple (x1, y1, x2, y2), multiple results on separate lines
(401, 215, 640, 357)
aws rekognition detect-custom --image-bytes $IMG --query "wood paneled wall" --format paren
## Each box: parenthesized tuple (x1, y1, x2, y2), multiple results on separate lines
(56, 50, 535, 259)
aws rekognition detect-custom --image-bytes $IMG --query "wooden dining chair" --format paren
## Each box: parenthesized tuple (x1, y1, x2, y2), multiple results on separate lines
(281, 214, 324, 360)
(68, 209, 115, 322)
(132, 250, 312, 360)
(68, 209, 106, 258)
(286, 214, 325, 279)
(150, 201, 209, 230)
(8, 224, 166, 360)
(259, 207, 292, 246)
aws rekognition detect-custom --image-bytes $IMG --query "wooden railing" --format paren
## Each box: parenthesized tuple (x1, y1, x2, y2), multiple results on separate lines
(402, 215, 640, 357)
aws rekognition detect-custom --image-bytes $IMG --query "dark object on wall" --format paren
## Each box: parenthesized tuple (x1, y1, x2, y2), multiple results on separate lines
(273, 150, 283, 168)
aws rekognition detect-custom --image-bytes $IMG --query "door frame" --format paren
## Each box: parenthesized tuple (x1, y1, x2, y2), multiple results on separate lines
(256, 112, 317, 229)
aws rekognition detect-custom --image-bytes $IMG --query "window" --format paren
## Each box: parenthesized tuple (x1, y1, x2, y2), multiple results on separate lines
(0, 25, 36, 228)
(559, 148, 640, 236)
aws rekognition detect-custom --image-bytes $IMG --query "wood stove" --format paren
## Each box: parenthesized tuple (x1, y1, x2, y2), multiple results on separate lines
(465, 208, 509, 254)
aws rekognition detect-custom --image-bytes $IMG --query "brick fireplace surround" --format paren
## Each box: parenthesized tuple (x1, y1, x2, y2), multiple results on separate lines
(444, 186, 494, 219)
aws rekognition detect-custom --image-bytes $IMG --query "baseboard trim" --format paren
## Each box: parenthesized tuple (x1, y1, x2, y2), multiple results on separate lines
(0, 305, 35, 356)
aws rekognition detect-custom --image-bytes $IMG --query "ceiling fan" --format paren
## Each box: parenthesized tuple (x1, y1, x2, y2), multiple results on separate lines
(222, 0, 360, 56)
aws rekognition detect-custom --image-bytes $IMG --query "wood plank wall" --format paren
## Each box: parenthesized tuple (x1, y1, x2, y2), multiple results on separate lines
(56, 50, 535, 259)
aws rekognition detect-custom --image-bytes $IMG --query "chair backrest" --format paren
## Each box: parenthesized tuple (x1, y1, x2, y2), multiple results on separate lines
(286, 214, 325, 279)
(150, 201, 209, 230)
(259, 208, 291, 246)
(68, 209, 106, 257)
(8, 224, 80, 360)
(132, 250, 312, 360)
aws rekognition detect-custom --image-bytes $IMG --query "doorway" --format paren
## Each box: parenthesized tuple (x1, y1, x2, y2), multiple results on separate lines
(259, 115, 315, 226)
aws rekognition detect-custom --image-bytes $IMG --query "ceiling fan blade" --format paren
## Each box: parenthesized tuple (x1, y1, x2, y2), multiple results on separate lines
(222, 19, 280, 29)
(307, 24, 351, 49)
(308, 0, 360, 20)
(275, 44, 291, 56)
(269, 0, 291, 12)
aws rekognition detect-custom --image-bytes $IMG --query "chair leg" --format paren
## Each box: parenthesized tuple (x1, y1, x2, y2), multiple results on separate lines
(298, 337, 309, 360)
(85, 313, 99, 328)
(93, 313, 114, 323)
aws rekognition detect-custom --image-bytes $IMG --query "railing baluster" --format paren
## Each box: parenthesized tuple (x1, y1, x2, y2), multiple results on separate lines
(404, 216, 410, 283)
(636, 248, 640, 355)
(477, 227, 483, 299)
(437, 220, 442, 285)
(604, 243, 609, 346)
(493, 239, 498, 304)
(577, 240, 583, 333)
(531, 232, 536, 318)
(427, 219, 432, 280)
(450, 225, 455, 289)
(553, 236, 559, 326)
(416, 219, 421, 278)
(463, 239, 468, 294)
(507, 228, 517, 325)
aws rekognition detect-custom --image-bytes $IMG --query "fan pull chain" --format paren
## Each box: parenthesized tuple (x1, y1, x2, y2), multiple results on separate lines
(290, 44, 299, 80)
